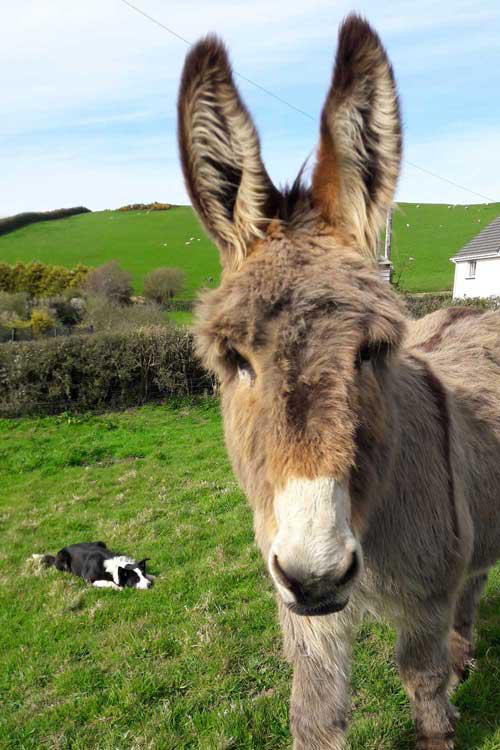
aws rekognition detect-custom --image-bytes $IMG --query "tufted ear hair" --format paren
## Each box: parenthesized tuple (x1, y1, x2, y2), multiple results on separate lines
(312, 15, 402, 259)
(178, 36, 280, 271)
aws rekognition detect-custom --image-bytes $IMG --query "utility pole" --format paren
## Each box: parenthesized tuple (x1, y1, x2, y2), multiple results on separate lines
(384, 208, 393, 262)
(378, 208, 393, 283)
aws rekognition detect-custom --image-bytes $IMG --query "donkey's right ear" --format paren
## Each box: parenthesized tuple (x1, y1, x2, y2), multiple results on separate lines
(178, 36, 280, 270)
(312, 15, 402, 259)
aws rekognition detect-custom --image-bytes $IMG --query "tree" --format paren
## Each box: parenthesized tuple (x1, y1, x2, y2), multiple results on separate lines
(83, 261, 133, 305)
(143, 267, 186, 306)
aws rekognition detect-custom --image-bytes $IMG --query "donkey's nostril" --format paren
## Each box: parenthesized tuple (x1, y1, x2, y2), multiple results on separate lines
(337, 550, 359, 588)
(272, 554, 295, 590)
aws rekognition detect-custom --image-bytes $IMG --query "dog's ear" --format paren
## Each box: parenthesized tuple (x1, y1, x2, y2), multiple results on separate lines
(117, 567, 130, 587)
(136, 558, 149, 574)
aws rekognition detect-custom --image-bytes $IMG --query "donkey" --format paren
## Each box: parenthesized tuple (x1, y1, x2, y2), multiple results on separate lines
(177, 15, 500, 750)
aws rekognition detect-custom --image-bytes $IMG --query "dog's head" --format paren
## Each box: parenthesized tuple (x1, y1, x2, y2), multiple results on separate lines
(117, 559, 153, 589)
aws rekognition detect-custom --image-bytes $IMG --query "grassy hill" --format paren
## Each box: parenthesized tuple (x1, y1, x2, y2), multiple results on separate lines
(0, 207, 219, 299)
(1, 202, 499, 295)
(390, 202, 500, 292)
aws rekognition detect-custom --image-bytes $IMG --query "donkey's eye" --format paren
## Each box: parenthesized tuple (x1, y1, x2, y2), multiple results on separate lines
(355, 342, 390, 369)
(356, 344, 372, 368)
(227, 349, 255, 383)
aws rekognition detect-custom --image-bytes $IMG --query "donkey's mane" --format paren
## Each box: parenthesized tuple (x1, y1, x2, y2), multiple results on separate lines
(276, 167, 312, 225)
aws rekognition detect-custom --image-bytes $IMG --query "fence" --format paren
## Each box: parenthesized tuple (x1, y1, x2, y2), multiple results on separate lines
(164, 299, 194, 312)
(0, 325, 94, 344)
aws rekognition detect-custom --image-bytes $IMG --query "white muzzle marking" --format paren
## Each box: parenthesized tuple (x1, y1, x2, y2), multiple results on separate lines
(269, 477, 359, 604)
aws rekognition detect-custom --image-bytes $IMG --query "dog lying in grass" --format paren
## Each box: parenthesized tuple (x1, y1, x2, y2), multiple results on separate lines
(34, 541, 154, 590)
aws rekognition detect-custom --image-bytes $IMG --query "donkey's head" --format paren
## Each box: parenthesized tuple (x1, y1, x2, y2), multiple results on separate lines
(179, 16, 406, 616)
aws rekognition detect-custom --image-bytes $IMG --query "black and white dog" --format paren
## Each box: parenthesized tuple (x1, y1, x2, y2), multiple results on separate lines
(39, 542, 153, 590)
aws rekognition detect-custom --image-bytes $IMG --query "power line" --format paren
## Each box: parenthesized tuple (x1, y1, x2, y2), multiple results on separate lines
(403, 161, 494, 204)
(118, 0, 497, 204)
(118, 0, 315, 120)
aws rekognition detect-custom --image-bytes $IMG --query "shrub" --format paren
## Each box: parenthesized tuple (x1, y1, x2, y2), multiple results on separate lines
(403, 294, 500, 319)
(117, 202, 171, 211)
(82, 294, 166, 332)
(143, 267, 186, 305)
(48, 297, 83, 327)
(30, 308, 55, 335)
(0, 261, 90, 296)
(83, 261, 133, 305)
(0, 291, 30, 321)
(164, 298, 194, 312)
(0, 326, 213, 416)
(0, 263, 15, 293)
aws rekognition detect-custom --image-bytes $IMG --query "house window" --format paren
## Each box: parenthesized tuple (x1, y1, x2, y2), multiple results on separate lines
(467, 260, 477, 278)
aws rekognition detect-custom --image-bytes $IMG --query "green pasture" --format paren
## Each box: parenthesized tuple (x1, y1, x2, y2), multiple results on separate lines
(0, 208, 219, 299)
(1, 202, 500, 295)
(1, 402, 499, 749)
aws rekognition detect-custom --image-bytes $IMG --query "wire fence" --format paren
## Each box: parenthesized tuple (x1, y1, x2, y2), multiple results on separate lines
(0, 325, 94, 344)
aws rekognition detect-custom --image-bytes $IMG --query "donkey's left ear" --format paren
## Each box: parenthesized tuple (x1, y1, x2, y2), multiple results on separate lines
(178, 36, 280, 270)
(312, 15, 402, 258)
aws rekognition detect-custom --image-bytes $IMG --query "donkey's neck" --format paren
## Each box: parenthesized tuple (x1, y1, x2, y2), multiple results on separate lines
(349, 350, 469, 606)
(351, 351, 460, 553)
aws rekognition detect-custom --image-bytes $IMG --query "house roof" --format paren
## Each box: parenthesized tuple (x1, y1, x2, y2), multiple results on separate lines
(451, 215, 500, 262)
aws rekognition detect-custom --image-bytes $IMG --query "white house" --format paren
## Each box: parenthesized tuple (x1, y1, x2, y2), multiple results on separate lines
(451, 216, 500, 298)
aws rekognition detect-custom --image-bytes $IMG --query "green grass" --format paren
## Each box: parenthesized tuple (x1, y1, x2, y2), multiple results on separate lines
(166, 310, 194, 327)
(1, 403, 499, 749)
(391, 202, 500, 293)
(1, 202, 500, 296)
(0, 207, 220, 299)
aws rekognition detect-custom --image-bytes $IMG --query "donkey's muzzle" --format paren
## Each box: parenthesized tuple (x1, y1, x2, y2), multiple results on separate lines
(271, 551, 359, 616)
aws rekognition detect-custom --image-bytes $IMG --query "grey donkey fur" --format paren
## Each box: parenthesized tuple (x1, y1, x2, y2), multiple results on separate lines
(177, 13, 500, 750)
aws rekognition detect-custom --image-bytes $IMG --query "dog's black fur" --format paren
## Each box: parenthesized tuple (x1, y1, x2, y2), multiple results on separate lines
(41, 542, 152, 589)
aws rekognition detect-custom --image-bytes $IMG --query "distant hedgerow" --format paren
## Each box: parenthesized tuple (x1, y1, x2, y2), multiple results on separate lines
(117, 202, 172, 211)
(0, 261, 90, 297)
(0, 206, 90, 236)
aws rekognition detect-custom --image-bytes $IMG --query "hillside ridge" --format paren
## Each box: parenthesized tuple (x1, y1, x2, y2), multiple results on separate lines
(1, 202, 499, 295)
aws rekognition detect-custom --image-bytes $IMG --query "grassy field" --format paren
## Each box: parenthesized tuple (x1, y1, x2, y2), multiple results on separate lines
(0, 208, 219, 299)
(1, 202, 500, 296)
(391, 202, 500, 293)
(1, 402, 499, 750)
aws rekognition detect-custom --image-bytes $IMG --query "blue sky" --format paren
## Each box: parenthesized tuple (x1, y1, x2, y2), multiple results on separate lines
(2, 0, 500, 215)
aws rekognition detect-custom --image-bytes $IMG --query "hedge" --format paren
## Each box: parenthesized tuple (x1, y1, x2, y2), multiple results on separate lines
(164, 298, 194, 312)
(0, 326, 214, 417)
(404, 293, 500, 318)
(117, 202, 172, 212)
(0, 261, 90, 297)
(0, 207, 90, 237)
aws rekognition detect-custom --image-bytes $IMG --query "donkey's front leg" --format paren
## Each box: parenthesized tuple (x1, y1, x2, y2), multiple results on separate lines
(397, 620, 458, 750)
(281, 603, 359, 750)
